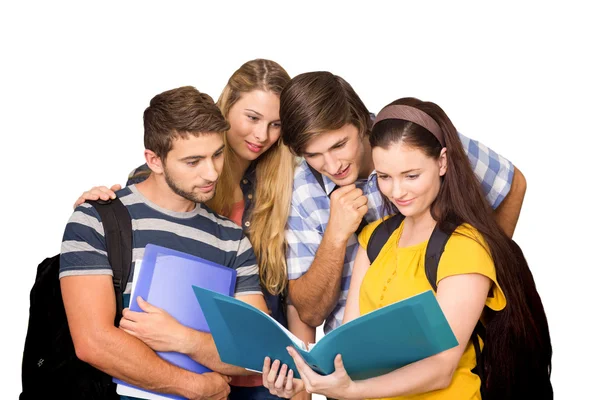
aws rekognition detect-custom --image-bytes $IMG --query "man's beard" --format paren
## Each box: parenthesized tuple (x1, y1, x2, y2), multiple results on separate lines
(164, 167, 215, 204)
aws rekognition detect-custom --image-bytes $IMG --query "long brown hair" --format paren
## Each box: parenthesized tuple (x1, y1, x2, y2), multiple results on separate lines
(371, 98, 552, 399)
(207, 59, 296, 295)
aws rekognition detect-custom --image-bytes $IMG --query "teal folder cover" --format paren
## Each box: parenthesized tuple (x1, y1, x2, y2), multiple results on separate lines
(193, 287, 458, 380)
(114, 244, 237, 400)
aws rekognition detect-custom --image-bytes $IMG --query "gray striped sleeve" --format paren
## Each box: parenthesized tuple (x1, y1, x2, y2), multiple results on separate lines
(232, 236, 261, 295)
(59, 205, 112, 279)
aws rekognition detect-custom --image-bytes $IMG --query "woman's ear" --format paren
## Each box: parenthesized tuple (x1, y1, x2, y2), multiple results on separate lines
(144, 149, 164, 175)
(439, 148, 448, 177)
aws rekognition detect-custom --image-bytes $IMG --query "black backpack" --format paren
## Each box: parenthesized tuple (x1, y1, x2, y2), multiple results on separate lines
(20, 199, 133, 399)
(366, 214, 554, 399)
(365, 213, 488, 397)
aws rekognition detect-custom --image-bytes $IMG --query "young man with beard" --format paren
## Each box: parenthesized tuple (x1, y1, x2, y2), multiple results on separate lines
(60, 86, 268, 400)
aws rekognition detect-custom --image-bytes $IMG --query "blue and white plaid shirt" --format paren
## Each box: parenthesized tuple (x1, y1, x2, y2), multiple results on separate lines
(285, 132, 514, 333)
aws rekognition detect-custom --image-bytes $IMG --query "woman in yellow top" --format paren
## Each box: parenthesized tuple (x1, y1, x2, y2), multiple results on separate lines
(267, 98, 552, 399)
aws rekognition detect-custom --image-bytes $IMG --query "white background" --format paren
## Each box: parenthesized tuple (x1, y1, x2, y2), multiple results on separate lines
(2, 1, 598, 398)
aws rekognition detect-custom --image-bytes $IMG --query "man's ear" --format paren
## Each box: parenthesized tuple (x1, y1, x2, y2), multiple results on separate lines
(144, 150, 164, 175)
(438, 148, 448, 177)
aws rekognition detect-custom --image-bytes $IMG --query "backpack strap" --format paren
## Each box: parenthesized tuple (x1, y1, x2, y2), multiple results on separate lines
(425, 222, 487, 397)
(472, 320, 487, 399)
(366, 213, 405, 263)
(424, 224, 457, 292)
(88, 198, 133, 326)
(307, 163, 370, 236)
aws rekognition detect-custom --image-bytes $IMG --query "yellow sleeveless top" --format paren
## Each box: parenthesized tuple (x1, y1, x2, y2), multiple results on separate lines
(357, 219, 507, 400)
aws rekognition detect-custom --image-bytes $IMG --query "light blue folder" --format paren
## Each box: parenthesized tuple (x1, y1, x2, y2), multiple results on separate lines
(114, 244, 237, 399)
(193, 287, 458, 380)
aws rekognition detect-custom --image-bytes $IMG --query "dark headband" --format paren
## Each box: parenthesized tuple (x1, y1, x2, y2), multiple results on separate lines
(373, 105, 445, 147)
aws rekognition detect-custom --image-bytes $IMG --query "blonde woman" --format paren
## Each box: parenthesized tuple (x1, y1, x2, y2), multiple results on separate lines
(75, 59, 303, 400)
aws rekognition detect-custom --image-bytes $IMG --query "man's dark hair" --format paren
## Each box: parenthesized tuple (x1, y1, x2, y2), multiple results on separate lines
(144, 86, 229, 159)
(279, 72, 371, 155)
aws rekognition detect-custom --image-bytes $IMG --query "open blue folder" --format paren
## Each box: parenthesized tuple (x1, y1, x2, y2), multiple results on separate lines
(114, 244, 237, 399)
(193, 287, 458, 380)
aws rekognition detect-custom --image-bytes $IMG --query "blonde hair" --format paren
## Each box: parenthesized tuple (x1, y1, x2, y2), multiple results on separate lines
(207, 59, 296, 295)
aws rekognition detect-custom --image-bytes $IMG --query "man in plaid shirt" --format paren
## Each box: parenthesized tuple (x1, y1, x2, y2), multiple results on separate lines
(279, 72, 527, 336)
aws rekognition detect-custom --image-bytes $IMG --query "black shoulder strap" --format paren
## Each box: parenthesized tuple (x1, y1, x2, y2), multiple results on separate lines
(366, 213, 405, 263)
(425, 222, 487, 397)
(424, 223, 457, 291)
(472, 320, 487, 398)
(87, 198, 133, 326)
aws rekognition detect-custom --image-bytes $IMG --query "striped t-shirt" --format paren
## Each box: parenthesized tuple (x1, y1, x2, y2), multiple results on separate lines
(60, 185, 262, 303)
